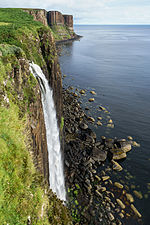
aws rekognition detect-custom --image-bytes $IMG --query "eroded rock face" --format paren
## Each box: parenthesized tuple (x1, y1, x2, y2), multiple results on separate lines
(23, 9, 48, 26)
(63, 15, 73, 31)
(9, 27, 63, 183)
(29, 90, 49, 181)
(38, 27, 62, 126)
(47, 11, 65, 26)
(4, 57, 49, 181)
(47, 11, 74, 31)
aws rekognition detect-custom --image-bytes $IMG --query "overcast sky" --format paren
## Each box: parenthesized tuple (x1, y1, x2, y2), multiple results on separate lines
(1, 0, 150, 24)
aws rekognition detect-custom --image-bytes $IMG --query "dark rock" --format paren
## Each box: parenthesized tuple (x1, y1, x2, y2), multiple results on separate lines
(85, 134, 95, 144)
(105, 139, 114, 149)
(110, 148, 127, 160)
(92, 148, 107, 162)
(95, 142, 101, 147)
(65, 160, 70, 167)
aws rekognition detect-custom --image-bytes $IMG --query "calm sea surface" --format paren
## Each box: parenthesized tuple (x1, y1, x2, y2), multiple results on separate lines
(58, 25, 150, 224)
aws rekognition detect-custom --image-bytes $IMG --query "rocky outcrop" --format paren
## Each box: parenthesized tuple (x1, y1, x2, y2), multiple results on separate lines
(24, 9, 77, 41)
(47, 11, 73, 31)
(47, 11, 65, 26)
(23, 9, 74, 35)
(23, 9, 48, 26)
(47, 11, 75, 40)
(63, 15, 73, 31)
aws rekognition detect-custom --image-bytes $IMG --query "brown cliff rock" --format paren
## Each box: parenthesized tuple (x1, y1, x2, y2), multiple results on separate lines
(47, 11, 65, 26)
(23, 9, 48, 26)
(63, 15, 73, 31)
(47, 11, 74, 31)
(38, 27, 63, 127)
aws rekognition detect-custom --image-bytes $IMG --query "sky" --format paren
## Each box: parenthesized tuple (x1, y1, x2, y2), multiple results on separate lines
(1, 0, 150, 24)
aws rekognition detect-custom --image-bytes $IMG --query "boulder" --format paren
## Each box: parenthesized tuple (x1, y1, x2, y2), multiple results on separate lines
(105, 139, 114, 148)
(114, 182, 123, 189)
(96, 190, 103, 198)
(120, 141, 132, 153)
(85, 134, 95, 144)
(110, 148, 127, 160)
(99, 187, 106, 192)
(99, 106, 105, 110)
(97, 121, 102, 126)
(92, 148, 107, 162)
(131, 204, 142, 218)
(80, 90, 85, 94)
(108, 213, 115, 221)
(102, 176, 110, 181)
(80, 123, 88, 130)
(107, 123, 114, 128)
(91, 132, 96, 140)
(126, 193, 134, 203)
(133, 190, 143, 199)
(89, 98, 95, 102)
(132, 141, 140, 147)
(116, 199, 125, 209)
(111, 160, 123, 171)
(101, 136, 106, 140)
(90, 91, 96, 95)
(108, 119, 113, 123)
(73, 93, 78, 97)
(88, 116, 95, 123)
(127, 136, 133, 140)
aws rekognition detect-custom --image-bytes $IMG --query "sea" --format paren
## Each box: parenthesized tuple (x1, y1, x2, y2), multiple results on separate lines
(58, 25, 150, 225)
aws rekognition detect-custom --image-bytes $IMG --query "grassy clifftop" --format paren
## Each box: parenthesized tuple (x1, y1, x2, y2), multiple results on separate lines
(0, 8, 72, 225)
(0, 8, 47, 66)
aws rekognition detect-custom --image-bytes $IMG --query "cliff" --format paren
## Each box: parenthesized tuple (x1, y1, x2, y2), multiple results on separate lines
(47, 11, 75, 40)
(23, 9, 48, 26)
(47, 11, 73, 32)
(0, 8, 72, 224)
(23, 8, 77, 41)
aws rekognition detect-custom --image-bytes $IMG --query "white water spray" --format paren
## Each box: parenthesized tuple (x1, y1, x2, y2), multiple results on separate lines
(29, 62, 66, 202)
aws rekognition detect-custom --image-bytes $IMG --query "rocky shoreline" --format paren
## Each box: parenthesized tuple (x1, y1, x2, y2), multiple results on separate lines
(56, 35, 82, 45)
(63, 87, 142, 225)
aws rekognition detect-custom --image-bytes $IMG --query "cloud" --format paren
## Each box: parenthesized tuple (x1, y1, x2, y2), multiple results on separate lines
(1, 0, 150, 24)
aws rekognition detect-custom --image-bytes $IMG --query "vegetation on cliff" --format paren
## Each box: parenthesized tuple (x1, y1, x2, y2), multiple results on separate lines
(50, 25, 74, 41)
(0, 8, 72, 224)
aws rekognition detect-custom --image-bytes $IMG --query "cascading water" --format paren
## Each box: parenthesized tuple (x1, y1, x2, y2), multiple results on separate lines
(29, 62, 66, 202)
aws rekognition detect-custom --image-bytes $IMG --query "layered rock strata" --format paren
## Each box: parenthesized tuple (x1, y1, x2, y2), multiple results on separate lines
(23, 9, 48, 26)
(47, 11, 73, 32)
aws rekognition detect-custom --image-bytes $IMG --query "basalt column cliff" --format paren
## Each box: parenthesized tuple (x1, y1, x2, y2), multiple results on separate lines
(0, 8, 72, 224)
(24, 9, 76, 40)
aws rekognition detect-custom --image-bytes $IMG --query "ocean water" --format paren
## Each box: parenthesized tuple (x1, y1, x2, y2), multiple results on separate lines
(58, 25, 150, 224)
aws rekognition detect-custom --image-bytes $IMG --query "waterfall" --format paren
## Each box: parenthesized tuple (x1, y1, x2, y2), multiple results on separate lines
(29, 62, 66, 202)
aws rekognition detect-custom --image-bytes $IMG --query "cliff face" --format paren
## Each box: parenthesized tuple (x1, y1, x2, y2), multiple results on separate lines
(23, 9, 48, 26)
(23, 9, 75, 38)
(47, 11, 75, 39)
(0, 8, 72, 224)
(47, 11, 73, 31)
(63, 15, 73, 31)
(47, 11, 65, 26)
(0, 7, 63, 184)
(38, 28, 62, 126)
